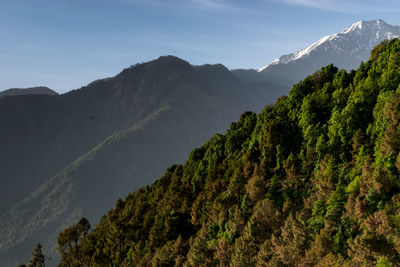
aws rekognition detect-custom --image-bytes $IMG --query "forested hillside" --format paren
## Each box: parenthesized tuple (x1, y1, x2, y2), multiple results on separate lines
(57, 39, 400, 266)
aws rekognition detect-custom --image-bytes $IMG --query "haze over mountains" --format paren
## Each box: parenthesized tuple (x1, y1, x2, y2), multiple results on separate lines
(0, 56, 285, 266)
(0, 19, 399, 266)
(233, 19, 400, 86)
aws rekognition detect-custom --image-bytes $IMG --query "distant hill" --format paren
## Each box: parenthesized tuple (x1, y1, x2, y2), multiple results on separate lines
(233, 19, 400, 86)
(0, 56, 285, 266)
(0, 87, 58, 97)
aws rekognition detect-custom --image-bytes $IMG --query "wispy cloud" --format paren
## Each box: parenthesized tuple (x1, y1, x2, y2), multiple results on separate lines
(186, 0, 233, 10)
(279, 0, 344, 10)
(185, 0, 257, 13)
(117, 0, 260, 14)
(270, 0, 400, 13)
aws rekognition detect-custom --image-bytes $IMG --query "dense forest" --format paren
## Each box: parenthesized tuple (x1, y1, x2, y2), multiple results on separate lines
(54, 39, 400, 266)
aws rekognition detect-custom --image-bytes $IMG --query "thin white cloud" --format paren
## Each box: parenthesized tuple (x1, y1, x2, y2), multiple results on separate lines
(282, 0, 332, 9)
(271, 0, 400, 13)
(187, 0, 232, 10)
(185, 0, 256, 13)
(116, 0, 260, 14)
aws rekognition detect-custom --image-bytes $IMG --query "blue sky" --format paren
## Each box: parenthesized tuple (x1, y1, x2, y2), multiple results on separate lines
(1, 0, 400, 93)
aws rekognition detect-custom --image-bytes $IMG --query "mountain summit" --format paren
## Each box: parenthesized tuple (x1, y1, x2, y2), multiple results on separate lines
(259, 19, 400, 72)
(0, 87, 58, 97)
(232, 19, 400, 87)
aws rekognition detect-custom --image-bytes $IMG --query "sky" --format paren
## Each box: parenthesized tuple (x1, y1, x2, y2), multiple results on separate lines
(1, 0, 400, 93)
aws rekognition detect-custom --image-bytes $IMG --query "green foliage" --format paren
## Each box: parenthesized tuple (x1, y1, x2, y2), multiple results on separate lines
(346, 175, 361, 194)
(366, 187, 382, 212)
(28, 243, 45, 267)
(376, 256, 392, 267)
(240, 195, 252, 220)
(327, 183, 347, 213)
(57, 218, 90, 266)
(57, 39, 400, 266)
(309, 200, 326, 232)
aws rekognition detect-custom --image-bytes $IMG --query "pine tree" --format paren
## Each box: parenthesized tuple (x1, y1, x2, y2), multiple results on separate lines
(231, 220, 258, 267)
(272, 213, 311, 266)
(28, 243, 45, 267)
(57, 217, 90, 266)
(186, 232, 213, 266)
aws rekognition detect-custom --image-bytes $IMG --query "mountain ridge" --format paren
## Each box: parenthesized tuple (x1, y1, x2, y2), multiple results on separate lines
(0, 87, 58, 97)
(0, 55, 286, 266)
(259, 19, 400, 72)
(232, 19, 400, 88)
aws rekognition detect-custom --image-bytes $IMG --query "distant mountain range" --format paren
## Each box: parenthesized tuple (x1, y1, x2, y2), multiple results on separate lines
(0, 56, 284, 266)
(0, 87, 58, 97)
(233, 19, 400, 86)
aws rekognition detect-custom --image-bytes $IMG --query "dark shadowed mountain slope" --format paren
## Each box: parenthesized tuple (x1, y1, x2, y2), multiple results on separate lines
(0, 86, 58, 97)
(0, 56, 285, 266)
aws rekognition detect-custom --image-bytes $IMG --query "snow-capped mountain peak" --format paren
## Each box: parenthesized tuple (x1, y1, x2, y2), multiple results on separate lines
(259, 19, 400, 72)
(342, 19, 388, 34)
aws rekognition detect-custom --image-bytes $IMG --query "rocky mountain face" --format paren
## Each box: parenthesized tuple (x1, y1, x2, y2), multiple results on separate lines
(233, 19, 400, 86)
(0, 56, 285, 266)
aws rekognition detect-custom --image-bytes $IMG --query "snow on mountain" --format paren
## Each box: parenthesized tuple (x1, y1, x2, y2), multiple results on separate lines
(259, 19, 400, 72)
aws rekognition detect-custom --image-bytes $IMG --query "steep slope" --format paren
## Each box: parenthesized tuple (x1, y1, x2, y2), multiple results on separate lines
(0, 57, 245, 214)
(0, 62, 165, 214)
(0, 56, 285, 266)
(57, 39, 400, 266)
(233, 19, 400, 87)
(0, 87, 58, 97)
